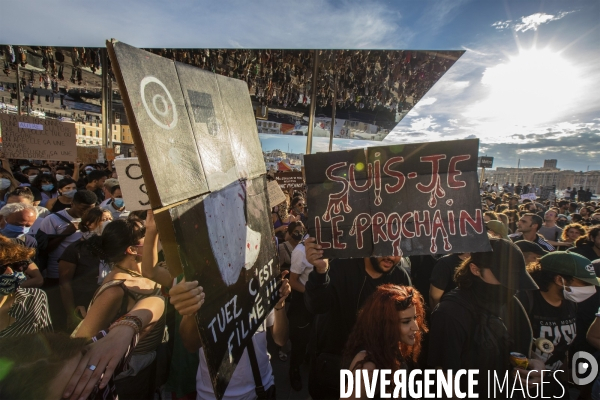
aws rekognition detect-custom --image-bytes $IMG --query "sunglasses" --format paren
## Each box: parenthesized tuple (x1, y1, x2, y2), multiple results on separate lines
(0, 260, 30, 274)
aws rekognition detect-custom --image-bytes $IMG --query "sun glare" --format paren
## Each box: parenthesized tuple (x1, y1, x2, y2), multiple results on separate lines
(465, 48, 583, 127)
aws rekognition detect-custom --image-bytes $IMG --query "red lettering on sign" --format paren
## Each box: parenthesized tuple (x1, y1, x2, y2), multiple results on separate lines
(349, 163, 373, 192)
(459, 209, 483, 236)
(401, 212, 415, 238)
(430, 209, 451, 253)
(383, 156, 406, 194)
(373, 159, 382, 206)
(314, 217, 331, 249)
(447, 155, 470, 189)
(372, 212, 388, 244)
(331, 215, 346, 249)
(350, 213, 372, 250)
(414, 210, 431, 237)
(447, 210, 456, 235)
(323, 162, 351, 222)
(415, 154, 446, 208)
(386, 212, 403, 256)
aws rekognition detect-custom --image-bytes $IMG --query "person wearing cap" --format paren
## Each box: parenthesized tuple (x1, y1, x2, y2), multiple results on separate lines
(509, 213, 555, 252)
(515, 240, 548, 264)
(429, 238, 541, 397)
(483, 196, 496, 211)
(99, 178, 120, 208)
(517, 252, 600, 398)
(486, 220, 509, 240)
(429, 252, 470, 308)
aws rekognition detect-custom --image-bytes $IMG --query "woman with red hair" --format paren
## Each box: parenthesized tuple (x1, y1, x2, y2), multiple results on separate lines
(342, 284, 427, 397)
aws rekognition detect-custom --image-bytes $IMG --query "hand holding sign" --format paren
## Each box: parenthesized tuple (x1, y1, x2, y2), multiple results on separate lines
(169, 279, 206, 317)
(304, 237, 329, 273)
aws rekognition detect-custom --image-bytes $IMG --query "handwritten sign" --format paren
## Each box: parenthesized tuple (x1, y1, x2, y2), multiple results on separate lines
(275, 171, 304, 191)
(305, 139, 491, 258)
(77, 146, 100, 164)
(0, 114, 76, 161)
(267, 180, 286, 206)
(108, 41, 276, 400)
(114, 158, 150, 211)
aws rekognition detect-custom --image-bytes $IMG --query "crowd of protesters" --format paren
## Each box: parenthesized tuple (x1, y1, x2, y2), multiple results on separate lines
(1, 153, 599, 400)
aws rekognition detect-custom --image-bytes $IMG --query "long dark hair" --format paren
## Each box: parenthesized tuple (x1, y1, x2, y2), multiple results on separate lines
(575, 226, 600, 247)
(87, 219, 145, 263)
(80, 207, 108, 233)
(342, 285, 427, 371)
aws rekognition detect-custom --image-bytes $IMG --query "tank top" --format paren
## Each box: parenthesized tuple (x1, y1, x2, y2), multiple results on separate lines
(89, 279, 166, 354)
(50, 197, 71, 212)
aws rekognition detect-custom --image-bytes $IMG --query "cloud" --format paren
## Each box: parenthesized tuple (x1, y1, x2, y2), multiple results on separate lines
(492, 11, 576, 33)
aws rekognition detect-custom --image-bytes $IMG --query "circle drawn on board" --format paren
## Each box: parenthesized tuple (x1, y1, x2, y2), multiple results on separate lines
(140, 76, 178, 130)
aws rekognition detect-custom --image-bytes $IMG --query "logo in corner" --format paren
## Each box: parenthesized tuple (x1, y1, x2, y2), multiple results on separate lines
(572, 351, 599, 386)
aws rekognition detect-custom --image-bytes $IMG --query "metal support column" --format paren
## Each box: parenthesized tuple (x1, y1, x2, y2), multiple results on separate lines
(329, 70, 338, 152)
(16, 65, 22, 115)
(305, 50, 319, 155)
(108, 74, 113, 148)
(101, 49, 109, 148)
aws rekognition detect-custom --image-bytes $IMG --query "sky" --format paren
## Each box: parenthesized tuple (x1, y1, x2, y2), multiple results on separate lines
(1, 0, 599, 171)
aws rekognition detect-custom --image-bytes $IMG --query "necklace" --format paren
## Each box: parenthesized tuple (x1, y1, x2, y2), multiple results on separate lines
(113, 264, 143, 278)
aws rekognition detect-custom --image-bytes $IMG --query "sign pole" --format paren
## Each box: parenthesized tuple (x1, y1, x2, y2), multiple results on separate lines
(329, 66, 337, 152)
(480, 167, 485, 188)
(16, 64, 22, 115)
(305, 50, 319, 155)
(101, 49, 109, 149)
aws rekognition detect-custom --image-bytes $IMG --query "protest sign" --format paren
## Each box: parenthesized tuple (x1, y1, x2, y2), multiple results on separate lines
(0, 114, 76, 161)
(77, 146, 100, 164)
(267, 179, 286, 206)
(114, 158, 150, 211)
(540, 186, 556, 201)
(108, 40, 277, 400)
(305, 139, 491, 258)
(477, 156, 494, 168)
(105, 148, 115, 161)
(275, 171, 304, 191)
(520, 193, 537, 202)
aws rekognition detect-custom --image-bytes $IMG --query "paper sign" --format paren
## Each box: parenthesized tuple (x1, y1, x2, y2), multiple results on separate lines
(305, 139, 491, 258)
(520, 193, 537, 202)
(275, 171, 304, 191)
(105, 148, 115, 161)
(267, 180, 286, 206)
(0, 114, 76, 161)
(114, 158, 151, 211)
(77, 146, 100, 164)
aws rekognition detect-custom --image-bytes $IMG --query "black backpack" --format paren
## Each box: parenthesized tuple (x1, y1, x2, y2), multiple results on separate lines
(34, 212, 76, 272)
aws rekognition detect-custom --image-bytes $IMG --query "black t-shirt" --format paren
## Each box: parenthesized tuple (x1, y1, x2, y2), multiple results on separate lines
(59, 238, 103, 307)
(516, 290, 577, 371)
(429, 253, 461, 294)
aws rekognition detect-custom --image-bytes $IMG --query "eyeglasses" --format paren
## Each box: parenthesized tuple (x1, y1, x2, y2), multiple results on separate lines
(0, 260, 30, 274)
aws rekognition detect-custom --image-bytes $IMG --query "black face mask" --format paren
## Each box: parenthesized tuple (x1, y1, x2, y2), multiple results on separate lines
(291, 232, 303, 241)
(471, 278, 514, 308)
(557, 220, 567, 228)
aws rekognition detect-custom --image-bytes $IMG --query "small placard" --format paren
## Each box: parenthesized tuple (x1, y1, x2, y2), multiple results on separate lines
(114, 158, 151, 211)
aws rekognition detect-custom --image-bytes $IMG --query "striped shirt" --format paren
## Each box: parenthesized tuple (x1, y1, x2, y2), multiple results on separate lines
(509, 232, 555, 251)
(0, 288, 53, 337)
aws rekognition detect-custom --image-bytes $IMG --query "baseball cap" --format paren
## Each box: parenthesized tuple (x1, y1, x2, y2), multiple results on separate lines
(104, 178, 120, 189)
(540, 252, 600, 286)
(514, 240, 548, 256)
(478, 238, 538, 290)
(486, 220, 508, 239)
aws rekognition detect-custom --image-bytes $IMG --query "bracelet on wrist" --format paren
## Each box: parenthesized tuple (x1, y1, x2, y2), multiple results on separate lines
(109, 320, 140, 335)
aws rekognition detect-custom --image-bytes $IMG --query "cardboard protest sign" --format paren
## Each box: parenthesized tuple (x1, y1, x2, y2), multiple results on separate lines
(305, 139, 491, 258)
(540, 186, 556, 201)
(0, 114, 76, 161)
(520, 193, 537, 202)
(275, 171, 304, 191)
(77, 146, 100, 164)
(105, 148, 115, 161)
(108, 40, 276, 400)
(267, 180, 286, 206)
(114, 158, 150, 211)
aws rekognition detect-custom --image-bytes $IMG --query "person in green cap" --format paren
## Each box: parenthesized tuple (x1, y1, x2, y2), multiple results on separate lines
(517, 251, 600, 398)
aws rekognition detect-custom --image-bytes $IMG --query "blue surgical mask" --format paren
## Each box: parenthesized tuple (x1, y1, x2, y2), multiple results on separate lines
(0, 178, 11, 190)
(85, 170, 92, 175)
(2, 224, 31, 236)
(113, 198, 125, 208)
(42, 184, 54, 191)
(28, 175, 38, 184)
(0, 272, 27, 295)
(62, 189, 77, 198)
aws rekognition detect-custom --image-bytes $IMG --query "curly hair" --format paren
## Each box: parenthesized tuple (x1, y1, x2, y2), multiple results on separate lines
(575, 226, 600, 247)
(484, 211, 498, 221)
(342, 285, 427, 372)
(0, 235, 35, 265)
(561, 223, 586, 242)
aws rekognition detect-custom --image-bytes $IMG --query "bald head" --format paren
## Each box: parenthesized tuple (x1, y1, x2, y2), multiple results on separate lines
(6, 209, 37, 228)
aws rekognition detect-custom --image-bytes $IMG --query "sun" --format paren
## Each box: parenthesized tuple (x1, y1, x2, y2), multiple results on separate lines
(465, 48, 583, 127)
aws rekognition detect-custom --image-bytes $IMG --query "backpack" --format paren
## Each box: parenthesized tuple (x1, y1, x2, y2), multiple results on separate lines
(34, 212, 76, 272)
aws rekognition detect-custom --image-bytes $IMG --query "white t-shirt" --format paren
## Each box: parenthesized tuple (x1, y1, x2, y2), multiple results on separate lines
(290, 238, 313, 286)
(39, 209, 82, 279)
(196, 311, 275, 400)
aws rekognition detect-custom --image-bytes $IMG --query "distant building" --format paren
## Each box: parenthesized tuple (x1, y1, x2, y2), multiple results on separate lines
(543, 159, 558, 169)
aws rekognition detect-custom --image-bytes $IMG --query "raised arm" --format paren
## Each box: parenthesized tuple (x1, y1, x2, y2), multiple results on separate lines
(303, 237, 334, 315)
(141, 210, 174, 288)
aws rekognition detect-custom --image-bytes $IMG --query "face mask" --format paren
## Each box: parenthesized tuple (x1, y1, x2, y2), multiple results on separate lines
(42, 184, 54, 191)
(55, 174, 65, 181)
(557, 220, 567, 228)
(291, 231, 303, 241)
(113, 198, 125, 208)
(94, 220, 111, 236)
(62, 189, 77, 198)
(0, 178, 11, 190)
(19, 166, 29, 171)
(0, 272, 27, 295)
(2, 224, 31, 235)
(28, 175, 38, 183)
(85, 170, 92, 175)
(562, 279, 596, 303)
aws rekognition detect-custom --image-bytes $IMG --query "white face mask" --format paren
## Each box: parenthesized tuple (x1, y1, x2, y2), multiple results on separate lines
(562, 278, 596, 303)
(28, 175, 38, 184)
(0, 178, 11, 190)
(56, 174, 65, 181)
